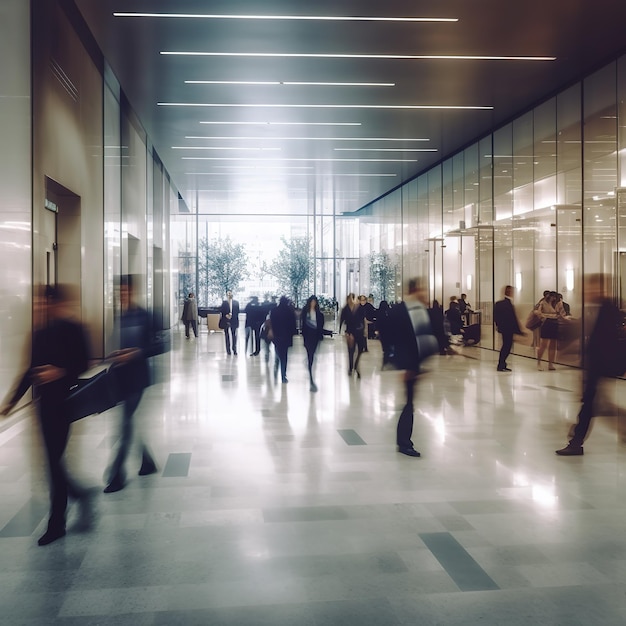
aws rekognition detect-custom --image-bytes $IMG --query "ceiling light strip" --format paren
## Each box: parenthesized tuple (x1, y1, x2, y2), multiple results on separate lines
(160, 103, 493, 110)
(185, 135, 430, 141)
(334, 148, 437, 152)
(162, 52, 555, 61)
(115, 13, 458, 23)
(181, 157, 418, 162)
(199, 121, 362, 126)
(186, 80, 395, 87)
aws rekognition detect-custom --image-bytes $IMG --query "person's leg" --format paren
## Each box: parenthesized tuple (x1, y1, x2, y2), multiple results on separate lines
(224, 328, 231, 354)
(39, 407, 71, 542)
(498, 333, 512, 369)
(191, 319, 197, 337)
(548, 339, 557, 369)
(254, 327, 261, 355)
(105, 391, 142, 491)
(397, 373, 419, 455)
(346, 334, 355, 373)
(232, 327, 238, 355)
(245, 326, 251, 353)
(353, 334, 364, 377)
(537, 338, 547, 369)
(278, 345, 289, 382)
(184, 320, 190, 338)
(570, 373, 599, 447)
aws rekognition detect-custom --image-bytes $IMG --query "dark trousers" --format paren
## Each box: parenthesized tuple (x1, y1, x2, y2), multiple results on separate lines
(39, 401, 83, 531)
(107, 391, 153, 483)
(224, 326, 238, 354)
(570, 371, 600, 447)
(397, 373, 418, 449)
(184, 319, 197, 337)
(304, 337, 320, 383)
(498, 332, 513, 369)
(274, 342, 289, 380)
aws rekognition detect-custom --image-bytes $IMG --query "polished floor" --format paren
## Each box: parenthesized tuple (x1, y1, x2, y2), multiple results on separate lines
(1, 327, 626, 625)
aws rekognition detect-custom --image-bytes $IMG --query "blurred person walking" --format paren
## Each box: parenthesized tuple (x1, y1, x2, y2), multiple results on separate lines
(1, 285, 92, 546)
(384, 278, 439, 458)
(556, 273, 626, 456)
(270, 296, 297, 383)
(494, 285, 524, 372)
(104, 275, 157, 493)
(301, 295, 326, 392)
(181, 292, 198, 338)
(339, 293, 366, 378)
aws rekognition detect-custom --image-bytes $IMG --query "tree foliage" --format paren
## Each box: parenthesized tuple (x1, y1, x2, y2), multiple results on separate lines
(263, 236, 312, 307)
(369, 250, 398, 303)
(197, 236, 249, 305)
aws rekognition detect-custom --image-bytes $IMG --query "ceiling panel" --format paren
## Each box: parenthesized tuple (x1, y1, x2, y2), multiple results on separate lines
(74, 0, 626, 214)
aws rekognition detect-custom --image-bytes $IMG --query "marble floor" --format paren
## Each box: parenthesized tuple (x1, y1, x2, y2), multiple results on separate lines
(1, 328, 626, 625)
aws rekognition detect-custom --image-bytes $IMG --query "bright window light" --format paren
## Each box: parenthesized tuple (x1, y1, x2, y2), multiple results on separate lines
(334, 148, 437, 152)
(565, 268, 575, 291)
(172, 146, 281, 151)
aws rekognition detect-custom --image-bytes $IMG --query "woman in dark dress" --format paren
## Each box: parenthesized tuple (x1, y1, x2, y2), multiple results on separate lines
(339, 293, 366, 378)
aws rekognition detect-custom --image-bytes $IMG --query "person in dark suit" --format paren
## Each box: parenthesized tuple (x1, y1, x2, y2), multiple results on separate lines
(181, 292, 198, 338)
(494, 285, 524, 372)
(219, 290, 240, 355)
(556, 273, 624, 456)
(385, 278, 439, 458)
(104, 275, 157, 493)
(301, 295, 329, 392)
(1, 284, 91, 546)
(270, 296, 297, 383)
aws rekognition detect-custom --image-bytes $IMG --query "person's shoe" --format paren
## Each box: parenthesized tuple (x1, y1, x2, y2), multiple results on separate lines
(282, 377, 288, 383)
(398, 447, 421, 458)
(497, 367, 512, 372)
(38, 527, 66, 546)
(348, 368, 353, 376)
(227, 351, 231, 356)
(138, 460, 158, 476)
(355, 369, 361, 379)
(310, 382, 318, 392)
(103, 475, 125, 493)
(548, 365, 556, 371)
(233, 351, 238, 356)
(556, 445, 583, 456)
(537, 363, 544, 371)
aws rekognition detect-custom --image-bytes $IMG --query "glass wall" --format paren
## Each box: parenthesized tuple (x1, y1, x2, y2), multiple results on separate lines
(350, 52, 626, 370)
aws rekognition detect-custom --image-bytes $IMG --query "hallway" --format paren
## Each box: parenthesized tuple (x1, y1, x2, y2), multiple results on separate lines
(1, 331, 626, 624)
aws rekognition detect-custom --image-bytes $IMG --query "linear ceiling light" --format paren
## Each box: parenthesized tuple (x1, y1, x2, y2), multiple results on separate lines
(161, 103, 493, 110)
(334, 148, 437, 152)
(186, 136, 430, 141)
(172, 146, 281, 150)
(186, 80, 395, 87)
(199, 121, 362, 126)
(115, 13, 458, 23)
(181, 157, 418, 162)
(162, 52, 555, 61)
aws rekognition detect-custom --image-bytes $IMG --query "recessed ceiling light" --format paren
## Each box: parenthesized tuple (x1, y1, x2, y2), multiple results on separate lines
(115, 13, 459, 23)
(162, 51, 555, 62)
(160, 102, 493, 110)
(186, 80, 395, 87)
(186, 135, 430, 141)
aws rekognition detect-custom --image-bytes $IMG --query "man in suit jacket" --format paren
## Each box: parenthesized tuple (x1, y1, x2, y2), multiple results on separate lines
(181, 292, 198, 338)
(494, 285, 523, 372)
(220, 291, 240, 355)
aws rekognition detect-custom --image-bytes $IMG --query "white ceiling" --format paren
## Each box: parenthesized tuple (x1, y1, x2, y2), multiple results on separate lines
(74, 0, 626, 216)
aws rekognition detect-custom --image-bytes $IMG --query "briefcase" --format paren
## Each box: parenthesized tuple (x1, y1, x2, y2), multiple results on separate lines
(66, 367, 119, 423)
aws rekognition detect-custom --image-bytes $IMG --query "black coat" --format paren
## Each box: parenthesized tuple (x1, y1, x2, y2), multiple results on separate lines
(270, 303, 297, 348)
(494, 297, 522, 335)
(301, 309, 325, 345)
(220, 299, 240, 328)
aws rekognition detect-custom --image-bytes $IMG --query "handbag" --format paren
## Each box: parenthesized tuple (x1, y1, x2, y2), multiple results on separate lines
(66, 366, 119, 423)
(525, 309, 542, 331)
(218, 316, 230, 330)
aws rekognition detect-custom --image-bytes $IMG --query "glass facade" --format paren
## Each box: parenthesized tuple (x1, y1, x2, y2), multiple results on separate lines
(351, 55, 626, 367)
